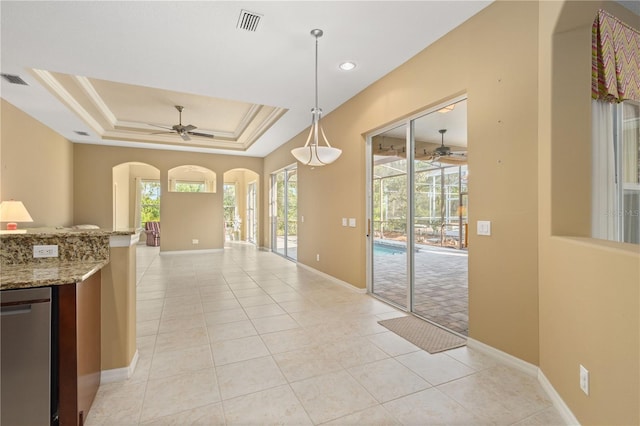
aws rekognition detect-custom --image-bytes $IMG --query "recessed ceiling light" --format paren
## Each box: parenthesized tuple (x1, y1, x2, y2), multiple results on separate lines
(339, 61, 356, 71)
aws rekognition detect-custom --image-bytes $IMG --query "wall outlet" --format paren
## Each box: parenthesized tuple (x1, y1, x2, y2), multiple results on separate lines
(33, 245, 58, 258)
(579, 364, 589, 395)
(192, 239, 199, 245)
(316, 254, 320, 262)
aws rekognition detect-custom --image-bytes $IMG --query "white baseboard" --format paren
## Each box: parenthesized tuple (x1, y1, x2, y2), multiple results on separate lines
(538, 369, 581, 425)
(160, 248, 223, 255)
(467, 338, 579, 425)
(467, 338, 539, 376)
(296, 263, 367, 293)
(100, 350, 139, 384)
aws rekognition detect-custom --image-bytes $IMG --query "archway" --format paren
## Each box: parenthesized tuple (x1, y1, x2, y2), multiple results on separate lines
(223, 169, 260, 244)
(112, 162, 160, 238)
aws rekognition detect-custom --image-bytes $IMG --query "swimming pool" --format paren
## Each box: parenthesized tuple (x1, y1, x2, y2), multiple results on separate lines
(373, 242, 406, 255)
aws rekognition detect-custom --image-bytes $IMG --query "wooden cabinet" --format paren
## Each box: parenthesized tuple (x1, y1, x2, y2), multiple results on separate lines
(57, 271, 101, 426)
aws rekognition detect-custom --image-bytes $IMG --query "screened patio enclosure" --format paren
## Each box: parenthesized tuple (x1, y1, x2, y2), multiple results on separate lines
(374, 161, 468, 250)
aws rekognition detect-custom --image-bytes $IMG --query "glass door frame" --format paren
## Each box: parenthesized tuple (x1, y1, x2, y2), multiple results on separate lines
(270, 164, 298, 261)
(366, 94, 467, 311)
(246, 180, 257, 244)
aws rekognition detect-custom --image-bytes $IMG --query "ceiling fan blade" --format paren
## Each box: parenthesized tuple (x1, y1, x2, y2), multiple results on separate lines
(438, 154, 467, 165)
(150, 131, 175, 135)
(180, 132, 191, 141)
(149, 123, 173, 130)
(183, 124, 197, 132)
(188, 131, 214, 139)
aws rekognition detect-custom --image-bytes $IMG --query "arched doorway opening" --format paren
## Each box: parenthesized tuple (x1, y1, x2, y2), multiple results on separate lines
(112, 162, 160, 235)
(223, 169, 260, 244)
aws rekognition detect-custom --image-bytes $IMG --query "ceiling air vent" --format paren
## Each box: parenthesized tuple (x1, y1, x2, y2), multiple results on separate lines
(237, 9, 262, 32)
(74, 131, 90, 136)
(1, 73, 28, 86)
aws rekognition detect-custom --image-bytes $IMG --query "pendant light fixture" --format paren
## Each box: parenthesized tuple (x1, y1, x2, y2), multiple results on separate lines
(291, 29, 342, 166)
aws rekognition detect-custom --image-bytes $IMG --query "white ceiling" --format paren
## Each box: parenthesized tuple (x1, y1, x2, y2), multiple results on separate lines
(1, 1, 492, 158)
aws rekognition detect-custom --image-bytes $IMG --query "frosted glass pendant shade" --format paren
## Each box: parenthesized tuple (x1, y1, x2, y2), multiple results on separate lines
(291, 145, 342, 166)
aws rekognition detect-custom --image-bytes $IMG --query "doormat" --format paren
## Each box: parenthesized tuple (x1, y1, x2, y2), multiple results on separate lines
(378, 316, 466, 354)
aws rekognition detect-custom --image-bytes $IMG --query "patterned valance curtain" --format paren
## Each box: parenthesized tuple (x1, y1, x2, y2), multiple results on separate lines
(592, 9, 640, 103)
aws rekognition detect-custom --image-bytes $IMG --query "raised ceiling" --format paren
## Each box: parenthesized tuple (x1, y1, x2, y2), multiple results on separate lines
(33, 70, 286, 151)
(1, 1, 492, 157)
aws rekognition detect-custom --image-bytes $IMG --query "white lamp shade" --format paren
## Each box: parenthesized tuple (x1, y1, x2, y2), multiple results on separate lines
(0, 200, 34, 223)
(292, 145, 342, 166)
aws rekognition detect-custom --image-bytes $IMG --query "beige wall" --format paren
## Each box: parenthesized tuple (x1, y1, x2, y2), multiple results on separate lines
(101, 243, 137, 370)
(1, 99, 74, 227)
(265, 0, 541, 363)
(538, 2, 640, 424)
(74, 143, 263, 251)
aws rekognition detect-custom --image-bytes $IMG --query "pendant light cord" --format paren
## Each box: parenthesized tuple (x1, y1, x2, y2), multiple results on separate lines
(314, 33, 319, 113)
(311, 29, 323, 114)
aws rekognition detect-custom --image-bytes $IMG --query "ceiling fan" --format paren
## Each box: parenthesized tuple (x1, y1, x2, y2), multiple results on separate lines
(422, 129, 467, 164)
(151, 105, 214, 141)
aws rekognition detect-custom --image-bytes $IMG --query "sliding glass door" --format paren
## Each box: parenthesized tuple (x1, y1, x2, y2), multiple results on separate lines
(368, 98, 469, 335)
(371, 124, 409, 309)
(247, 181, 257, 244)
(271, 166, 298, 261)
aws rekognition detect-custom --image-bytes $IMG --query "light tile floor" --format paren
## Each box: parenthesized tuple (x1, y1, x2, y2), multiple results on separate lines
(87, 242, 564, 425)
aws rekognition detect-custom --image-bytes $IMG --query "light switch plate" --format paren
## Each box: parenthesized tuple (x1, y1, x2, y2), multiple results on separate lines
(342, 218, 347, 227)
(348, 218, 356, 227)
(477, 220, 491, 236)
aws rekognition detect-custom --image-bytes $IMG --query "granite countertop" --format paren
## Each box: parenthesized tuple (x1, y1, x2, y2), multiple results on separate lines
(0, 227, 135, 290)
(0, 227, 138, 239)
(1, 259, 109, 290)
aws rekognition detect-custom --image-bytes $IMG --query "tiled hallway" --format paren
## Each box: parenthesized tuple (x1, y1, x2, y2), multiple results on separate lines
(87, 243, 563, 425)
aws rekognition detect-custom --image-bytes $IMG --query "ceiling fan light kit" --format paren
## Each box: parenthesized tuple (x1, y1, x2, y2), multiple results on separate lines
(291, 29, 342, 167)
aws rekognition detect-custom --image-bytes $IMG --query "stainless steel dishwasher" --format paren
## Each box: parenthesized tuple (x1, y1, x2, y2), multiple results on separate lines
(1, 286, 53, 425)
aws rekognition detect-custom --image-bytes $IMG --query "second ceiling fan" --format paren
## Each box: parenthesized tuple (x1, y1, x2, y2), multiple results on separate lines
(422, 129, 467, 164)
(152, 105, 214, 141)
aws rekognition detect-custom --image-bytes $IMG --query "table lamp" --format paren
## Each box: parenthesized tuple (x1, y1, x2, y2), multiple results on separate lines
(0, 200, 33, 233)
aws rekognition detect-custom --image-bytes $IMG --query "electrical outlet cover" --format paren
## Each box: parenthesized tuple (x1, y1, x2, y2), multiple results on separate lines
(579, 364, 589, 395)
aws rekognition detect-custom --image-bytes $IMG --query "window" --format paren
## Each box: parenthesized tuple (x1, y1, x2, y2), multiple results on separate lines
(591, 10, 639, 244)
(223, 183, 237, 240)
(592, 100, 640, 244)
(140, 180, 160, 226)
(174, 181, 206, 192)
(167, 165, 216, 193)
(621, 101, 640, 243)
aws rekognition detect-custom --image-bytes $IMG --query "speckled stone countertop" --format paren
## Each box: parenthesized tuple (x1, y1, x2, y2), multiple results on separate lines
(0, 227, 137, 290)
(1, 260, 109, 290)
(0, 227, 137, 238)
